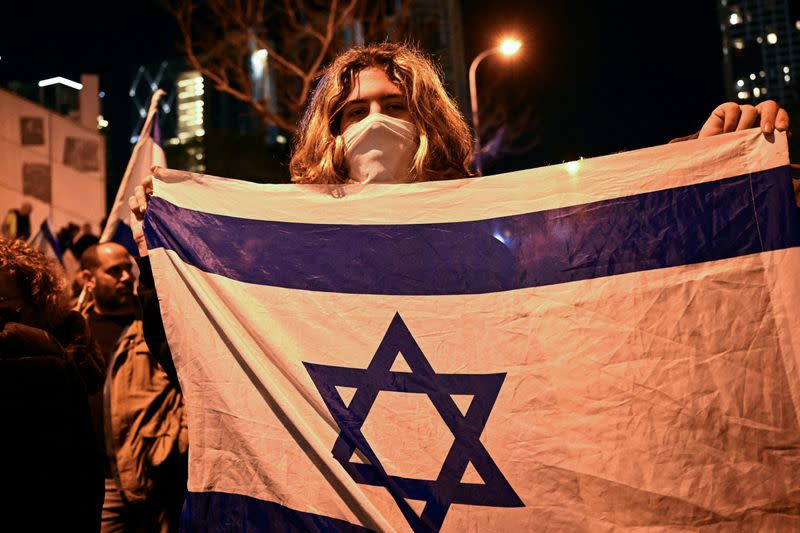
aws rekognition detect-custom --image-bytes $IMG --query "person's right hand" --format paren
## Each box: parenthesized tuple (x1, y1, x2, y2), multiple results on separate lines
(128, 174, 153, 257)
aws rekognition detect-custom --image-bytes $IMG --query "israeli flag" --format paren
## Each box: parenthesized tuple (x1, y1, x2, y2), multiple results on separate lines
(28, 218, 63, 265)
(145, 129, 800, 531)
(100, 90, 166, 254)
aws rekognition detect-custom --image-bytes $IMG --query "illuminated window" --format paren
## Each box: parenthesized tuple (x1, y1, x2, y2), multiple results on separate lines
(767, 32, 778, 44)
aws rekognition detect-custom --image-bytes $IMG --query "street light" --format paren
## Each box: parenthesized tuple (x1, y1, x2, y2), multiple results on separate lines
(469, 37, 522, 174)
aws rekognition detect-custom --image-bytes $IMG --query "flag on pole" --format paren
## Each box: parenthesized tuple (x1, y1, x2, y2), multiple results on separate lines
(28, 218, 63, 265)
(100, 89, 166, 254)
(145, 129, 800, 531)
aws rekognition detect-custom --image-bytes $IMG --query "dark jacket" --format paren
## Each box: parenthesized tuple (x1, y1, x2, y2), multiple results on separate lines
(0, 323, 104, 532)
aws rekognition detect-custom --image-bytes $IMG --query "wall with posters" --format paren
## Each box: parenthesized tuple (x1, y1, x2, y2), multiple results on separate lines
(0, 88, 105, 236)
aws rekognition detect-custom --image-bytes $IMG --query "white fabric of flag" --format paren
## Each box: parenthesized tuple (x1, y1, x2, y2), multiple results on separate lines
(145, 129, 800, 532)
(100, 90, 166, 254)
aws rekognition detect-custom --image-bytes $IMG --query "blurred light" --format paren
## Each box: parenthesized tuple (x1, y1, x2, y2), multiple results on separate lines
(784, 66, 790, 73)
(729, 13, 741, 25)
(162, 104, 171, 113)
(38, 76, 83, 90)
(139, 108, 146, 118)
(130, 135, 140, 144)
(759, 70, 766, 77)
(753, 87, 761, 97)
(737, 90, 750, 99)
(796, 20, 800, 30)
(129, 89, 136, 97)
(99, 91, 105, 98)
(761, 87, 767, 95)
(757, 36, 764, 44)
(733, 38, 744, 50)
(785, 75, 792, 83)
(195, 129, 205, 137)
(167, 137, 181, 145)
(736, 79, 744, 87)
(749, 73, 756, 80)
(275, 134, 287, 144)
(492, 230, 510, 245)
(498, 38, 522, 57)
(150, 83, 157, 91)
(767, 32, 778, 44)
(565, 160, 580, 175)
(97, 115, 109, 129)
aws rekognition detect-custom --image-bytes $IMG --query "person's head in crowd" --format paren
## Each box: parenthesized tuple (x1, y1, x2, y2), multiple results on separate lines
(82, 222, 94, 235)
(80, 243, 136, 316)
(0, 236, 69, 330)
(290, 42, 474, 185)
(18, 202, 32, 217)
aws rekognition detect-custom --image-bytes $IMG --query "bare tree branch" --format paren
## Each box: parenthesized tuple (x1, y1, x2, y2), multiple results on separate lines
(163, 0, 409, 135)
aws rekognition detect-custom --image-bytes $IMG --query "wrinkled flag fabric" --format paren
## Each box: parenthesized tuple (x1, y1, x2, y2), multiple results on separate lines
(145, 129, 800, 532)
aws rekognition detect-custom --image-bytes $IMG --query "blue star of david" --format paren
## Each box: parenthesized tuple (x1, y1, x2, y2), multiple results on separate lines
(304, 313, 523, 532)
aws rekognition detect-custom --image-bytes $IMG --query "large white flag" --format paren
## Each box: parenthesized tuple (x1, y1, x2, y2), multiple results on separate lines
(146, 129, 800, 531)
(100, 90, 166, 253)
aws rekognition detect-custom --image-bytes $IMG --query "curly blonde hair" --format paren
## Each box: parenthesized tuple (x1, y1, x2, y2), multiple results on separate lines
(290, 42, 474, 184)
(0, 237, 68, 330)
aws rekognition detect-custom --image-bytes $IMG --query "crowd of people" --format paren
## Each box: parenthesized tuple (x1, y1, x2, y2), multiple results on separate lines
(1, 42, 792, 532)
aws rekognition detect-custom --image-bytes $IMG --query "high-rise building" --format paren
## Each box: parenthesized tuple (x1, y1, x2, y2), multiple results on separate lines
(717, 0, 800, 106)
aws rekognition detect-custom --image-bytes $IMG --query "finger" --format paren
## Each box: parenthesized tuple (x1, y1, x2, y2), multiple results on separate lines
(143, 174, 154, 194)
(128, 195, 144, 220)
(133, 185, 148, 213)
(775, 108, 790, 132)
(756, 100, 779, 133)
(722, 104, 741, 133)
(735, 105, 758, 131)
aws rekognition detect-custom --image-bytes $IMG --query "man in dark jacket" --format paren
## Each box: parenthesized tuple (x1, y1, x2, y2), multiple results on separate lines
(0, 236, 103, 532)
(80, 242, 187, 533)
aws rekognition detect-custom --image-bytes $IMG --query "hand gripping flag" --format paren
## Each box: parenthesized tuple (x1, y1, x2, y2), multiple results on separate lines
(145, 129, 800, 532)
(100, 89, 166, 254)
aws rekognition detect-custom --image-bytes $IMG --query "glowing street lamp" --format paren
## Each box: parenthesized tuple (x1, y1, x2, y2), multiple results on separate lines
(469, 38, 522, 174)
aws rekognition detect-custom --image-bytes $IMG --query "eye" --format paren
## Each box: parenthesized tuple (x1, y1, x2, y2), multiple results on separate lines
(343, 106, 367, 120)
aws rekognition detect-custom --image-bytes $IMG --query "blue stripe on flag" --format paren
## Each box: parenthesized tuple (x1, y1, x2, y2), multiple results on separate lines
(181, 491, 374, 532)
(144, 166, 800, 295)
(41, 221, 63, 261)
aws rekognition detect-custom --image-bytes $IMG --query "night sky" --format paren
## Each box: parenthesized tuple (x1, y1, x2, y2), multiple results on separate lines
(0, 1, 725, 182)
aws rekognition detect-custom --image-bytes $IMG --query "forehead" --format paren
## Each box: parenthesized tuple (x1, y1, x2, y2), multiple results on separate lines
(346, 67, 403, 102)
(97, 246, 132, 269)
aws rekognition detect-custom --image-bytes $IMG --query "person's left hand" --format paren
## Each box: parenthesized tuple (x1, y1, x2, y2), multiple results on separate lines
(699, 100, 790, 138)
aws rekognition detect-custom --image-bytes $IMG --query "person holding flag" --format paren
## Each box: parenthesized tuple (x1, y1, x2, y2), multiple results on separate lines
(127, 43, 794, 531)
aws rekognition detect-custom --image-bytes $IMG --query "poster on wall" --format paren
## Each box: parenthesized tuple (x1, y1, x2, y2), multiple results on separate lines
(63, 137, 100, 171)
(20, 117, 45, 145)
(22, 163, 52, 203)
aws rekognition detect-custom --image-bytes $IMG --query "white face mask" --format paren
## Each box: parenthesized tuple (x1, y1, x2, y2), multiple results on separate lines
(342, 113, 418, 184)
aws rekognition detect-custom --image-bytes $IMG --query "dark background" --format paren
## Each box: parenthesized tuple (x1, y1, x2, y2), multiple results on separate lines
(0, 1, 726, 181)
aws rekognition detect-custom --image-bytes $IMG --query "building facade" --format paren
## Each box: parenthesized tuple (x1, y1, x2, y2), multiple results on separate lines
(0, 84, 106, 234)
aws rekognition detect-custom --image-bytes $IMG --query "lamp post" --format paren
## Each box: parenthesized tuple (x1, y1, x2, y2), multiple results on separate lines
(469, 38, 522, 174)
